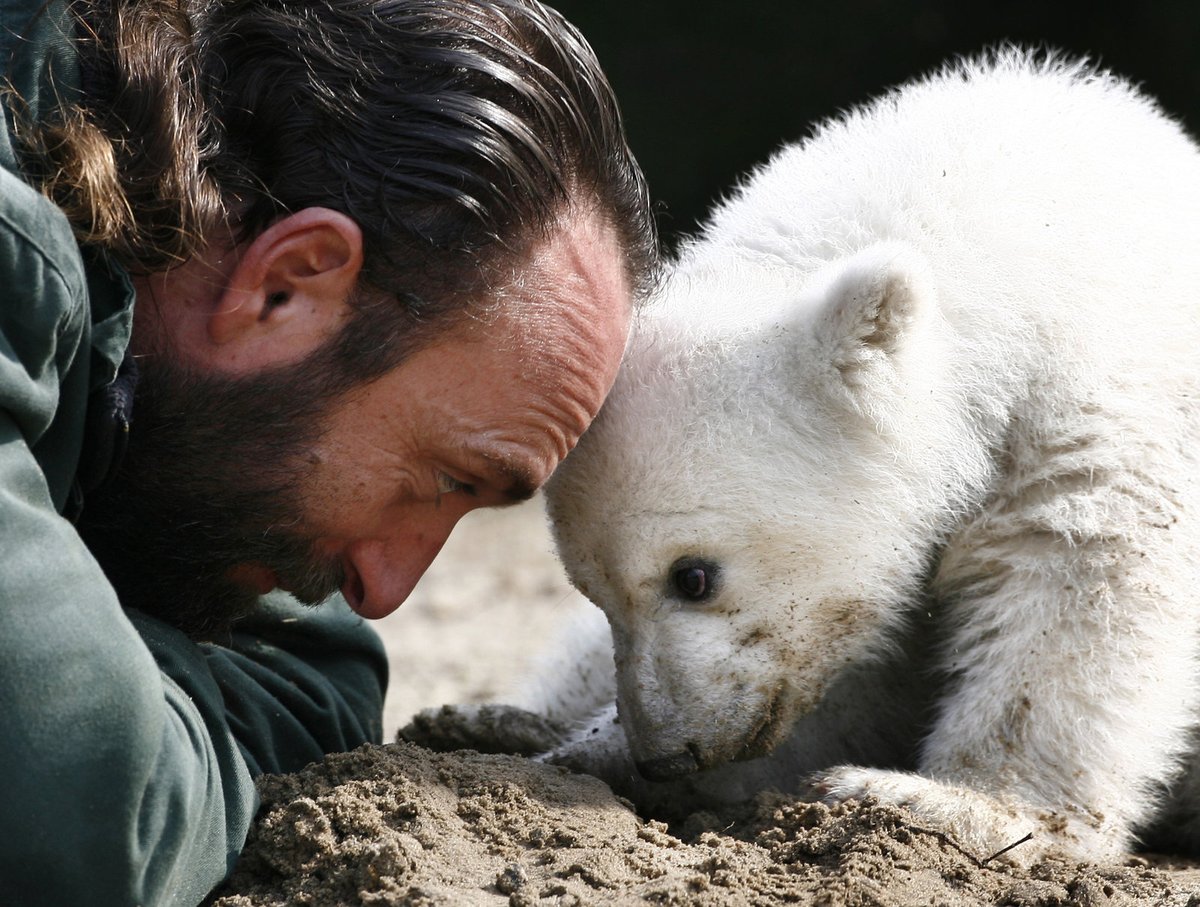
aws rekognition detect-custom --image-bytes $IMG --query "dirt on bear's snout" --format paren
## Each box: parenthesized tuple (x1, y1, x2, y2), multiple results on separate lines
(210, 741, 1200, 906)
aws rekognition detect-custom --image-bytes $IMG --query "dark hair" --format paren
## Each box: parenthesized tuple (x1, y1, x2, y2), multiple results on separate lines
(22, 0, 656, 374)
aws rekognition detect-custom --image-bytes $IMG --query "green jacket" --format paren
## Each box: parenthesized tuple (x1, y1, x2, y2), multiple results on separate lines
(0, 3, 388, 904)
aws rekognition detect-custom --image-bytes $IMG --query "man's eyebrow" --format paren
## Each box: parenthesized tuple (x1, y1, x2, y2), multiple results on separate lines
(473, 450, 539, 502)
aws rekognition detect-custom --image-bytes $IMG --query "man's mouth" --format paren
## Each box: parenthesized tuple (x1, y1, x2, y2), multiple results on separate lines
(225, 549, 347, 607)
(226, 562, 281, 596)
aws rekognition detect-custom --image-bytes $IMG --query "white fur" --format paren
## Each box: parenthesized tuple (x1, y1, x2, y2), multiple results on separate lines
(539, 50, 1200, 862)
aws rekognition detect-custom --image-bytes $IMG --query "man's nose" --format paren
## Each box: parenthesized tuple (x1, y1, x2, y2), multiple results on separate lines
(338, 517, 460, 618)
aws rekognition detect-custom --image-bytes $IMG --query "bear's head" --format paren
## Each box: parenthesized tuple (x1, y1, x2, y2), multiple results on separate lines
(546, 241, 974, 780)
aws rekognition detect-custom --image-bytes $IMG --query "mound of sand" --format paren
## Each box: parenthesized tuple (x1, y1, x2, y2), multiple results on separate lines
(211, 742, 1200, 906)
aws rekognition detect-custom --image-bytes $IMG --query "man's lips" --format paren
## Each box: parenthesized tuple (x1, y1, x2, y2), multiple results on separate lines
(226, 558, 404, 618)
(226, 563, 281, 596)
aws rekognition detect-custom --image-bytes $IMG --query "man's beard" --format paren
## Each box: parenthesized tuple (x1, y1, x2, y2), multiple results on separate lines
(76, 356, 348, 641)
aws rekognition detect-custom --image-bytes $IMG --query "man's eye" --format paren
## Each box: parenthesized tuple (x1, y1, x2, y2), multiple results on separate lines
(435, 473, 477, 496)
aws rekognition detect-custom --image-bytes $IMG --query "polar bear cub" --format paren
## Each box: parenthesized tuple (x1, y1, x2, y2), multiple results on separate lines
(541, 52, 1200, 862)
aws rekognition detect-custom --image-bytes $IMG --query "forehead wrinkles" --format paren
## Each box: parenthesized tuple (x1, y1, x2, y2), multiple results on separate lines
(390, 207, 627, 504)
(462, 349, 597, 471)
(493, 205, 630, 333)
(461, 208, 631, 415)
(527, 219, 630, 375)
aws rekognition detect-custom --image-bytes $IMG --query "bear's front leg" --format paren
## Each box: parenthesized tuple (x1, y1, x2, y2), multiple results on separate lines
(820, 469, 1200, 862)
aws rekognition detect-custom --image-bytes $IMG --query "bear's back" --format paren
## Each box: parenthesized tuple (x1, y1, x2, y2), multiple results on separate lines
(649, 50, 1200, 429)
(674, 51, 1200, 352)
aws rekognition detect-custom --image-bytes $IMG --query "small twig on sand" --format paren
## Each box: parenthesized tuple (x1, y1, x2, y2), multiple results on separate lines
(982, 832, 1035, 865)
(906, 825, 1034, 868)
(907, 825, 986, 867)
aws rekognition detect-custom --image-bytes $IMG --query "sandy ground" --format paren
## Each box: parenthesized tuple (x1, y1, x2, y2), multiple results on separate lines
(211, 499, 1200, 906)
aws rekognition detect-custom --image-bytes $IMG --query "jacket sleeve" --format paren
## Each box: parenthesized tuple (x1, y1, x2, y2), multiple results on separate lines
(0, 409, 257, 907)
(0, 374, 388, 907)
(200, 592, 387, 777)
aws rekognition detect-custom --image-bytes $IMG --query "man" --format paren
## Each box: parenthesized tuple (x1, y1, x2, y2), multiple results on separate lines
(0, 0, 655, 903)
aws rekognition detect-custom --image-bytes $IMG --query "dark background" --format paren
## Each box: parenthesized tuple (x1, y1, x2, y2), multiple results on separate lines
(550, 1, 1200, 252)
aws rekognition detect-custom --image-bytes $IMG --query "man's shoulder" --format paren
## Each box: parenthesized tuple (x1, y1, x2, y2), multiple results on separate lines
(0, 158, 92, 497)
(0, 0, 89, 330)
(0, 164, 87, 307)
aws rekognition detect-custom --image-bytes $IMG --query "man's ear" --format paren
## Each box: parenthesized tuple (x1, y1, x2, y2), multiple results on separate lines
(208, 208, 364, 370)
(811, 242, 933, 388)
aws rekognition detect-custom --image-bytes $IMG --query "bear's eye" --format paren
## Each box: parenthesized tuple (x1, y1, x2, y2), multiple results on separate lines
(668, 557, 719, 602)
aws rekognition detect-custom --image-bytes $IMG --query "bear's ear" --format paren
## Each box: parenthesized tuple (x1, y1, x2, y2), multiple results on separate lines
(811, 242, 933, 387)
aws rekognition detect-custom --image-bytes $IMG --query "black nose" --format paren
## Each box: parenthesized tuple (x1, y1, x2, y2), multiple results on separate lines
(635, 749, 700, 780)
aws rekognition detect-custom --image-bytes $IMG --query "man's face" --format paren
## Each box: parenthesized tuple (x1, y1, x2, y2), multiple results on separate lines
(79, 212, 632, 636)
